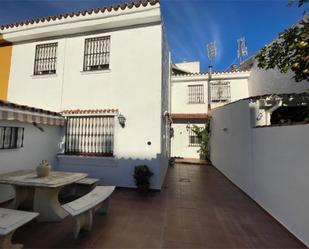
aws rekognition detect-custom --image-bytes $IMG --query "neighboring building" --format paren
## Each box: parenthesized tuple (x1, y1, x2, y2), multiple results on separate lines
(0, 0, 170, 190)
(240, 56, 309, 97)
(0, 100, 64, 202)
(170, 61, 250, 158)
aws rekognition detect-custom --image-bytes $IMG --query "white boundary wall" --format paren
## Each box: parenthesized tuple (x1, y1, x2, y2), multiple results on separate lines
(210, 101, 309, 246)
(0, 120, 62, 202)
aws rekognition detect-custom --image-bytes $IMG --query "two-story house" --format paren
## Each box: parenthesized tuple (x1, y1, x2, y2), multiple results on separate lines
(0, 0, 170, 190)
(171, 61, 250, 159)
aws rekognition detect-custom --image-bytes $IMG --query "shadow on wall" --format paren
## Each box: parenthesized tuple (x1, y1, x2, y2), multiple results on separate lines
(56, 153, 167, 190)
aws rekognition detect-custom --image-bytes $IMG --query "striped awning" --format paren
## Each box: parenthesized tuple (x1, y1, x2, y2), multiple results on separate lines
(0, 100, 65, 126)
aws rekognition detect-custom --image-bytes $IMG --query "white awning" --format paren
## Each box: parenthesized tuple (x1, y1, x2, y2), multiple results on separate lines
(0, 101, 65, 126)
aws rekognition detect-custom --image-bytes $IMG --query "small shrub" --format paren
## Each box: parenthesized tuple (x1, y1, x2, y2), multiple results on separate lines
(133, 165, 154, 186)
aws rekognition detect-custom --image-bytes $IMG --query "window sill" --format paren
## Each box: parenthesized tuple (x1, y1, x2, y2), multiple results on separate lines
(57, 154, 117, 167)
(80, 69, 111, 75)
(31, 74, 58, 79)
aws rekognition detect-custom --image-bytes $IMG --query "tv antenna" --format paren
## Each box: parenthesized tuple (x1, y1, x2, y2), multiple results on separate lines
(237, 37, 248, 64)
(207, 41, 217, 74)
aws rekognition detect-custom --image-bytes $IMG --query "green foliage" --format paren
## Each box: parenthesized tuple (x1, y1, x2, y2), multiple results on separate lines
(257, 15, 309, 82)
(133, 165, 154, 186)
(288, 0, 308, 7)
(191, 118, 211, 159)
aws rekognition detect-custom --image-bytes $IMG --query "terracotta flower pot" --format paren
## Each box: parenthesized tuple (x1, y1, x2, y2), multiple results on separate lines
(36, 160, 51, 177)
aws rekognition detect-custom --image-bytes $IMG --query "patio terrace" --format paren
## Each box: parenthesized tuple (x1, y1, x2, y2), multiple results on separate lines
(13, 163, 305, 249)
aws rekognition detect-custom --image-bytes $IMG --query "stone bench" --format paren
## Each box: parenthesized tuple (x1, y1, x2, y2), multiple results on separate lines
(0, 208, 39, 249)
(75, 178, 99, 197)
(62, 186, 115, 238)
(60, 178, 99, 201)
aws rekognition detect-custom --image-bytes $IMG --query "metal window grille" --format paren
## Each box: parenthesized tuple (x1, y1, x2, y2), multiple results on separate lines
(188, 129, 200, 147)
(211, 82, 231, 103)
(188, 85, 204, 104)
(65, 116, 114, 157)
(0, 126, 24, 149)
(83, 36, 110, 71)
(34, 43, 57, 75)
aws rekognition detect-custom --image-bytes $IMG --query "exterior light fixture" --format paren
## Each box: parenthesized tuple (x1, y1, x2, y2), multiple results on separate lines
(118, 113, 126, 128)
(186, 123, 191, 131)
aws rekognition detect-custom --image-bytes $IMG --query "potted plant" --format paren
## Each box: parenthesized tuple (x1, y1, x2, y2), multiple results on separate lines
(133, 165, 154, 193)
(191, 117, 211, 160)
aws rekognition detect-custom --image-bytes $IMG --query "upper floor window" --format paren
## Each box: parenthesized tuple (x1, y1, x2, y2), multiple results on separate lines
(188, 85, 204, 104)
(211, 81, 231, 103)
(0, 126, 24, 149)
(65, 116, 114, 157)
(83, 36, 110, 71)
(34, 43, 58, 75)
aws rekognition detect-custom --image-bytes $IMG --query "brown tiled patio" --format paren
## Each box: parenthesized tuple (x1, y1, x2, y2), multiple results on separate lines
(15, 163, 305, 248)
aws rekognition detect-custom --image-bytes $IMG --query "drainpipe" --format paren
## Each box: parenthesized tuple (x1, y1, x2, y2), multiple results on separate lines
(207, 65, 212, 112)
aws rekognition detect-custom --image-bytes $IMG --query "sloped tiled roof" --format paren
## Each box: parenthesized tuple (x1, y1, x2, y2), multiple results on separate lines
(171, 113, 209, 119)
(61, 109, 119, 115)
(0, 0, 159, 31)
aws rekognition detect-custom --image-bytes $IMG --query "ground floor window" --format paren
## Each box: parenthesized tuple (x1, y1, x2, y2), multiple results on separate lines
(65, 116, 114, 157)
(0, 126, 24, 149)
(188, 129, 200, 147)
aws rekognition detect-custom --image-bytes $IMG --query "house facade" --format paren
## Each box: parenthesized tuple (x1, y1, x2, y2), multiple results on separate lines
(170, 61, 250, 158)
(0, 0, 170, 190)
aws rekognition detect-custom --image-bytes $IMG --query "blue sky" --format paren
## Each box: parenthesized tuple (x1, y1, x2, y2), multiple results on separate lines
(0, 0, 307, 71)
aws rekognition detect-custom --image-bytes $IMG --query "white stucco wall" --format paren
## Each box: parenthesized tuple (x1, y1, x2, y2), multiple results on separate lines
(171, 122, 204, 159)
(210, 77, 249, 109)
(171, 72, 250, 113)
(210, 100, 255, 196)
(171, 78, 208, 114)
(0, 120, 62, 202)
(210, 100, 309, 246)
(252, 124, 309, 246)
(159, 29, 171, 187)
(6, 22, 168, 190)
(175, 61, 200, 73)
(248, 60, 309, 96)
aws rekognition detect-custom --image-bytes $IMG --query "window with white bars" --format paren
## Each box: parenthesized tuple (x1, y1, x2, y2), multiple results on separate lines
(65, 116, 114, 157)
(188, 85, 204, 104)
(211, 81, 231, 103)
(188, 129, 200, 147)
(83, 36, 110, 71)
(0, 126, 24, 149)
(34, 43, 57, 75)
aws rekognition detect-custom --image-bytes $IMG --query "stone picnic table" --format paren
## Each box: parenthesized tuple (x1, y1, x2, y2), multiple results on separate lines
(0, 170, 87, 222)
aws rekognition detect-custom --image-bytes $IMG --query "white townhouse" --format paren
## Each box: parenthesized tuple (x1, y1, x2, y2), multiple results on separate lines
(171, 61, 250, 159)
(0, 0, 171, 190)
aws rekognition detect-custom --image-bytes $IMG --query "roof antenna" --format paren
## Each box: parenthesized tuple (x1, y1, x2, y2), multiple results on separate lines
(207, 41, 216, 74)
(237, 37, 248, 65)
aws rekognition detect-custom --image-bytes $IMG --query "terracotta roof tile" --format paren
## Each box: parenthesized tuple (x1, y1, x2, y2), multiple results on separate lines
(61, 109, 119, 115)
(0, 0, 160, 31)
(172, 70, 250, 77)
(171, 113, 209, 119)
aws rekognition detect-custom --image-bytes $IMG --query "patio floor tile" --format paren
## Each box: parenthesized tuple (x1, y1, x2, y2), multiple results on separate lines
(10, 163, 306, 249)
